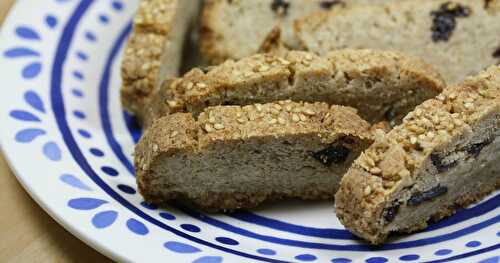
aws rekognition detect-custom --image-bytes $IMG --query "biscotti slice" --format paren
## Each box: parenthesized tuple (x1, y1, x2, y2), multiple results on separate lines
(200, 0, 394, 64)
(136, 101, 373, 211)
(295, 0, 500, 84)
(147, 50, 444, 126)
(335, 65, 500, 244)
(121, 0, 200, 119)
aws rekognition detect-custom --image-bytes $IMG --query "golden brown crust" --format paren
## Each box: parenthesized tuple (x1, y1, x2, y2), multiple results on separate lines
(147, 49, 444, 126)
(335, 66, 500, 244)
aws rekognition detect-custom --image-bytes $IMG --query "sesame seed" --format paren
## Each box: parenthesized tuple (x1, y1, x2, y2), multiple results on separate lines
(464, 102, 474, 108)
(152, 144, 158, 152)
(208, 117, 216, 124)
(196, 82, 207, 88)
(259, 65, 270, 72)
(285, 105, 292, 112)
(303, 108, 316, 115)
(214, 123, 225, 130)
(274, 104, 282, 110)
(186, 82, 194, 89)
(370, 167, 382, 174)
(166, 100, 177, 107)
(268, 118, 277, 124)
(237, 118, 246, 123)
(365, 156, 375, 167)
(278, 117, 286, 124)
(292, 114, 300, 122)
(170, 131, 178, 138)
(255, 104, 262, 112)
(410, 136, 418, 144)
(364, 186, 372, 196)
(204, 124, 214, 132)
(299, 114, 307, 121)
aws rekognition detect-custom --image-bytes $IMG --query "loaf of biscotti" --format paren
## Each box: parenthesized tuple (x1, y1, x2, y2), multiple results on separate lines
(295, 0, 500, 83)
(200, 0, 395, 64)
(121, 0, 200, 120)
(136, 100, 373, 211)
(335, 65, 500, 244)
(145, 50, 444, 126)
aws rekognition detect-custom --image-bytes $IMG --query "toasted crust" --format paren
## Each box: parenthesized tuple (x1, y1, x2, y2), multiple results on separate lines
(121, 0, 199, 120)
(335, 66, 500, 244)
(295, 0, 500, 83)
(136, 100, 373, 210)
(146, 49, 444, 126)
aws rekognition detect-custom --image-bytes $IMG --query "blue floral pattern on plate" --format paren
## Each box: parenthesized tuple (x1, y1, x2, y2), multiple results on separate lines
(0, 0, 498, 262)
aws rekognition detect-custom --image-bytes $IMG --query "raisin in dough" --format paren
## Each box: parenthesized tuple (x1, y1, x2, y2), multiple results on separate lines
(335, 65, 500, 244)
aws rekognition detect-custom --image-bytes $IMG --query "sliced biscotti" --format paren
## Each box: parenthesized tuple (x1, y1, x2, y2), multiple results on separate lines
(147, 50, 444, 126)
(200, 0, 394, 64)
(295, 0, 500, 84)
(121, 0, 200, 119)
(335, 65, 500, 244)
(136, 101, 373, 211)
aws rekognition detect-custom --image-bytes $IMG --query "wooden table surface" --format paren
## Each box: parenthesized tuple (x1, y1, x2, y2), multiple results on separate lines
(0, 1, 112, 262)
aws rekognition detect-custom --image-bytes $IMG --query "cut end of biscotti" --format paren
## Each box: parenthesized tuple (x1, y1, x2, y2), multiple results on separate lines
(120, 0, 200, 120)
(136, 100, 373, 211)
(295, 0, 500, 84)
(148, 49, 444, 127)
(335, 65, 500, 244)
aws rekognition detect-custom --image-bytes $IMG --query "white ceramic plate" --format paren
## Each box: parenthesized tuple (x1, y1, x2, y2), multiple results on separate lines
(0, 1, 499, 262)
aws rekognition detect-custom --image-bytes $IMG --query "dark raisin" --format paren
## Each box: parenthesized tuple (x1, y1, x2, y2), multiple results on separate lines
(407, 185, 448, 206)
(383, 204, 400, 223)
(430, 153, 458, 173)
(271, 0, 290, 16)
(319, 0, 345, 10)
(312, 145, 350, 166)
(430, 2, 471, 42)
(200, 66, 215, 74)
(493, 46, 500, 58)
(384, 106, 396, 122)
(485, 0, 493, 8)
(465, 137, 494, 157)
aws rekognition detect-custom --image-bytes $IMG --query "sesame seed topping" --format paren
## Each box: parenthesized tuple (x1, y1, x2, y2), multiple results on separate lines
(214, 123, 225, 130)
(292, 114, 300, 122)
(268, 118, 278, 124)
(370, 167, 382, 174)
(204, 124, 214, 132)
(196, 82, 207, 88)
(299, 114, 307, 121)
(364, 186, 372, 196)
(170, 131, 178, 138)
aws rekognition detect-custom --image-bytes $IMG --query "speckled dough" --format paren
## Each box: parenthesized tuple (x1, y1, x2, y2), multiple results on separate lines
(335, 65, 500, 244)
(295, 0, 500, 83)
(146, 50, 444, 126)
(200, 0, 396, 64)
(136, 101, 373, 211)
